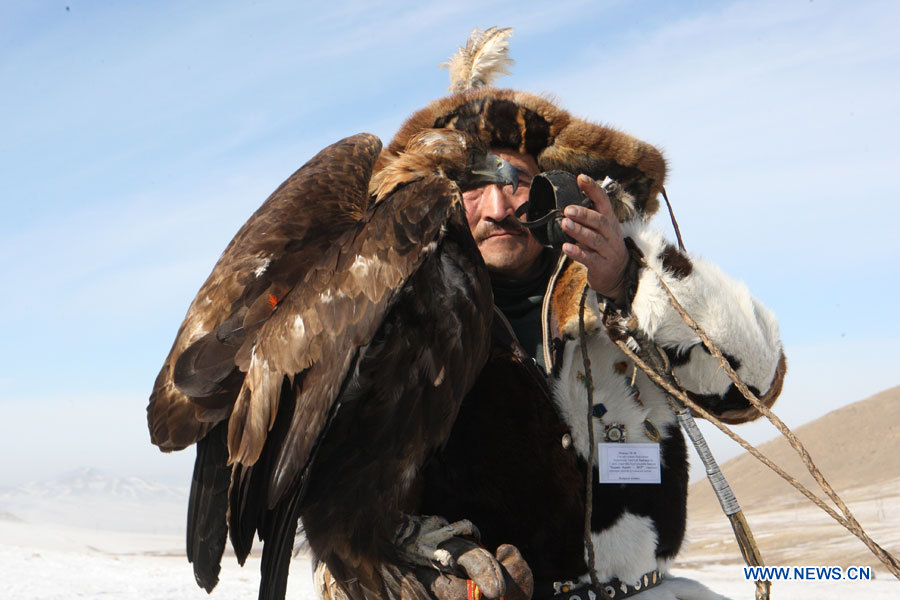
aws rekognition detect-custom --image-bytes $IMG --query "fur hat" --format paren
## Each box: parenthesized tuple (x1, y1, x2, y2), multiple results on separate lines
(379, 27, 667, 219)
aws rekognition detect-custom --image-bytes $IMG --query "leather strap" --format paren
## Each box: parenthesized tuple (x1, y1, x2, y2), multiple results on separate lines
(535, 570, 663, 600)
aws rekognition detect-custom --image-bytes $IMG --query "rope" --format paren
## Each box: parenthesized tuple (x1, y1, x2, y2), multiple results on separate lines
(577, 286, 609, 597)
(621, 331, 770, 600)
(660, 187, 685, 253)
(614, 258, 900, 579)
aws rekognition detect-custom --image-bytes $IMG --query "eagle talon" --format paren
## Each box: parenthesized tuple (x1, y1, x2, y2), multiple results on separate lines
(396, 515, 481, 569)
(433, 548, 455, 568)
(395, 515, 509, 598)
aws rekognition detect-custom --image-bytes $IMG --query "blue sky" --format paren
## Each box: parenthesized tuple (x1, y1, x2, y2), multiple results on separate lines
(1, 0, 898, 488)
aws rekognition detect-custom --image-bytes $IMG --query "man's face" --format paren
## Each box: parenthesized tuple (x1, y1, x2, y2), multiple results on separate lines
(462, 148, 544, 279)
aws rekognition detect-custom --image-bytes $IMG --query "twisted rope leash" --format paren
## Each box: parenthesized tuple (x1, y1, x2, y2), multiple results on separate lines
(578, 286, 611, 598)
(621, 329, 770, 600)
(615, 257, 900, 579)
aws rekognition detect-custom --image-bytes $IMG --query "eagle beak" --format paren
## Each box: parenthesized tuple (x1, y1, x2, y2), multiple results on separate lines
(497, 156, 519, 193)
(469, 154, 519, 192)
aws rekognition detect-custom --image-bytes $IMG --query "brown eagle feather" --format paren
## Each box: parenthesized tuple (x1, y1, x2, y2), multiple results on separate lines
(147, 130, 499, 600)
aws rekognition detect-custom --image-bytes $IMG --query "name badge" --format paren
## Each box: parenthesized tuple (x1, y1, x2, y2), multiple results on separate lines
(597, 443, 661, 484)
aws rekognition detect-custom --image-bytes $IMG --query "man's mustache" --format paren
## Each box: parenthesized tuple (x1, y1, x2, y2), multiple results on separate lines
(475, 217, 528, 241)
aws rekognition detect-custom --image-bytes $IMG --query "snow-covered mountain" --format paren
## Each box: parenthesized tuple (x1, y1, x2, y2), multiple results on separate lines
(0, 468, 188, 534)
(0, 509, 22, 522)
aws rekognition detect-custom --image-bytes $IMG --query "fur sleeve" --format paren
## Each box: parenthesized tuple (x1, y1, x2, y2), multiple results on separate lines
(622, 220, 787, 423)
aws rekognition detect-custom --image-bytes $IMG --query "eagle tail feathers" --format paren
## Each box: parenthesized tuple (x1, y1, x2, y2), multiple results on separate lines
(186, 421, 232, 593)
(228, 378, 298, 566)
(228, 462, 257, 565)
(257, 481, 306, 600)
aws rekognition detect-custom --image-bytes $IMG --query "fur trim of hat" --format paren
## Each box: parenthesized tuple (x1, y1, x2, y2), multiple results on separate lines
(379, 28, 667, 219)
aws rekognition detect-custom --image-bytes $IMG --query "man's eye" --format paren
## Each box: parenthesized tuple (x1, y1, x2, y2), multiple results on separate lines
(462, 189, 482, 202)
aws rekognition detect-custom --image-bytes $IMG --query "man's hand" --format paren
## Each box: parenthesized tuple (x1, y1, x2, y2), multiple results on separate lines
(560, 174, 630, 304)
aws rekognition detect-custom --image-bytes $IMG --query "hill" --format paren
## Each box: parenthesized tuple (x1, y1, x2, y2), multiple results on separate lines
(0, 467, 187, 534)
(681, 385, 900, 571)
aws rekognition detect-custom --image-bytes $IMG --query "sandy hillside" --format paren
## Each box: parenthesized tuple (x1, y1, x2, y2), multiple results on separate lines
(682, 385, 900, 572)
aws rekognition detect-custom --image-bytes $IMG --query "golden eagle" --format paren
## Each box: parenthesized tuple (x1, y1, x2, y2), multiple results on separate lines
(147, 130, 517, 599)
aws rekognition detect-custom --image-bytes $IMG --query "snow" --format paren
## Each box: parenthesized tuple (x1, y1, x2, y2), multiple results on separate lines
(0, 541, 314, 600)
(668, 564, 900, 600)
(0, 469, 313, 598)
(3, 519, 898, 600)
(2, 469, 898, 599)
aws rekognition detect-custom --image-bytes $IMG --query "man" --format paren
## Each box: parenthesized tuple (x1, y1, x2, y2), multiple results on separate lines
(462, 149, 630, 359)
(383, 27, 786, 600)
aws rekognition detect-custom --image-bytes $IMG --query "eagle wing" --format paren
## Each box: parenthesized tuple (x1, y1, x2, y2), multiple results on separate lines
(228, 174, 465, 503)
(149, 132, 469, 505)
(150, 130, 504, 599)
(147, 133, 380, 451)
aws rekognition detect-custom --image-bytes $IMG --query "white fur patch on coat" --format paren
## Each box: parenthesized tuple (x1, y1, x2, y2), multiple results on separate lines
(589, 512, 660, 584)
(551, 331, 678, 469)
(622, 220, 783, 401)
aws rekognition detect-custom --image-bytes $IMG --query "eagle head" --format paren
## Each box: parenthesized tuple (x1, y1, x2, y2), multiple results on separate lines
(370, 129, 517, 201)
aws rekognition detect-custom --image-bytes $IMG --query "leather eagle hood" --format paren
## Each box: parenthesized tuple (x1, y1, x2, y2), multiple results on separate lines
(378, 27, 668, 220)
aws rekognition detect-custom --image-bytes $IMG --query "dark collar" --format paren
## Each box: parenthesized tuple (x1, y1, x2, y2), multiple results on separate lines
(490, 249, 558, 319)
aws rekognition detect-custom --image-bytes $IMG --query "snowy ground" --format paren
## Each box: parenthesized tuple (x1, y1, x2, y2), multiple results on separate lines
(1, 467, 897, 600)
(2, 519, 899, 600)
(0, 519, 311, 600)
(667, 564, 899, 600)
(0, 544, 312, 600)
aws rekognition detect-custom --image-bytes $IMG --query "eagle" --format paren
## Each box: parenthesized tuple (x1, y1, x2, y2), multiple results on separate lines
(146, 129, 518, 599)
